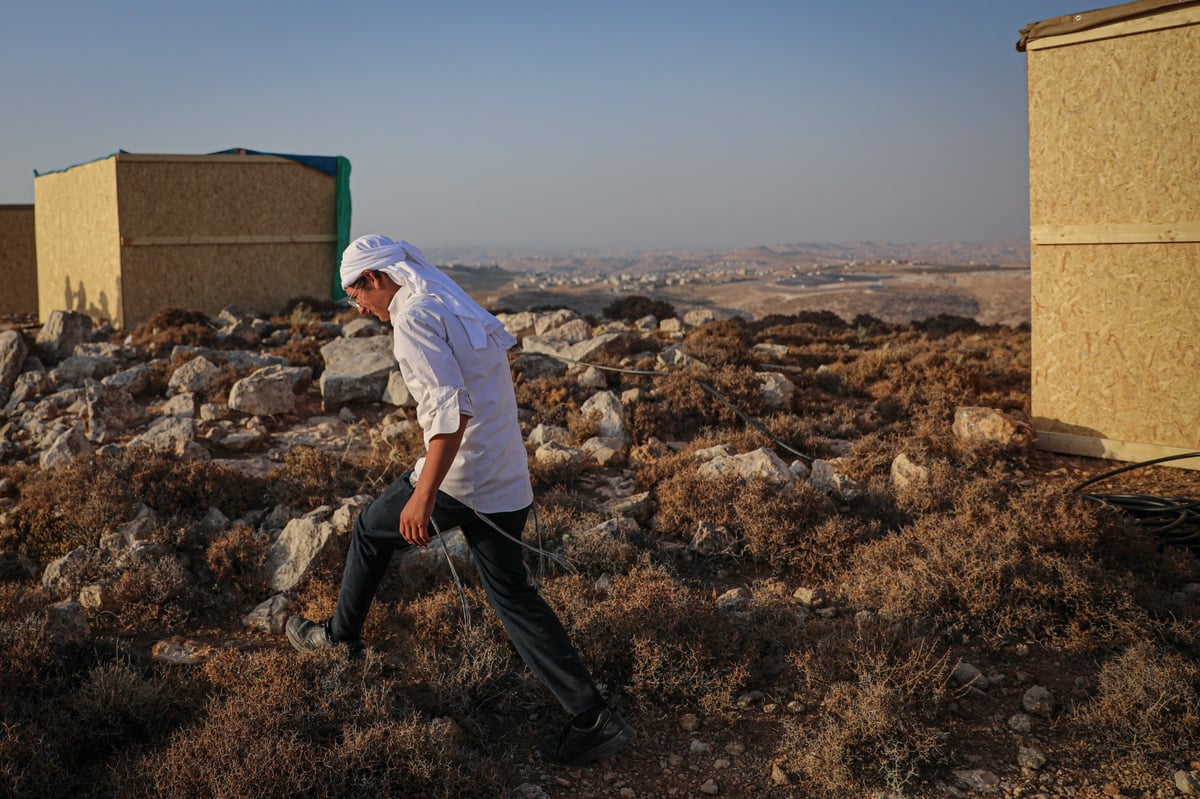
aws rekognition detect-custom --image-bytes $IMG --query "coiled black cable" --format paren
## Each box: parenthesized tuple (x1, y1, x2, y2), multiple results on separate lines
(1070, 451, 1200, 551)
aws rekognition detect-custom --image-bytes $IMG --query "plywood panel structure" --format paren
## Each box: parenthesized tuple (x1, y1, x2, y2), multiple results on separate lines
(34, 151, 342, 328)
(34, 159, 123, 323)
(1023, 1, 1200, 469)
(0, 205, 38, 316)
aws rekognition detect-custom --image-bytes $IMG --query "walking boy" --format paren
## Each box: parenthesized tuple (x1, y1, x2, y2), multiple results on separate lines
(286, 234, 633, 766)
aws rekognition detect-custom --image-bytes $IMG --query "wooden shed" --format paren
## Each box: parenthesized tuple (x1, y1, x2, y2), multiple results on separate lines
(0, 204, 38, 316)
(33, 150, 351, 328)
(1018, 0, 1200, 469)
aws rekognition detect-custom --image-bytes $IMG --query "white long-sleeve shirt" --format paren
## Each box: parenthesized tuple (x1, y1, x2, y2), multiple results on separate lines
(387, 289, 533, 513)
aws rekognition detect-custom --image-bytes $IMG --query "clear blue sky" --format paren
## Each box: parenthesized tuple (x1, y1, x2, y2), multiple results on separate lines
(1, 1, 1084, 252)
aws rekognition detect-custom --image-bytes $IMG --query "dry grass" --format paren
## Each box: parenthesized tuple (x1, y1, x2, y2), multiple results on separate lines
(2, 450, 266, 564)
(134, 648, 496, 799)
(839, 483, 1153, 650)
(778, 634, 952, 796)
(1073, 641, 1200, 764)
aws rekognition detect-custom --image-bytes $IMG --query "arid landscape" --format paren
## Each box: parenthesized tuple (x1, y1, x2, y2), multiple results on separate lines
(2, 242, 1198, 799)
(444, 240, 1032, 328)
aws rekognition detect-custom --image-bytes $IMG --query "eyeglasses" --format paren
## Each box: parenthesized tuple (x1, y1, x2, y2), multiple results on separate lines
(345, 275, 369, 310)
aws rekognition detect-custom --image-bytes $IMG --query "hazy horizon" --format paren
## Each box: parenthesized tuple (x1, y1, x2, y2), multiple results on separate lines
(2, 1, 1086, 251)
(419, 237, 1032, 263)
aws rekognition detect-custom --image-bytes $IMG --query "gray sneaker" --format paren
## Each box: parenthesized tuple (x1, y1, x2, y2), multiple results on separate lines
(285, 616, 363, 655)
(539, 707, 635, 766)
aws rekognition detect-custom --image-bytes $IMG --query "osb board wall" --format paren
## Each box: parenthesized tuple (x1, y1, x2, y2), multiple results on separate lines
(0, 206, 37, 315)
(107, 155, 337, 327)
(1027, 19, 1200, 226)
(120, 242, 337, 326)
(34, 158, 124, 326)
(114, 155, 335, 238)
(1031, 242, 1200, 450)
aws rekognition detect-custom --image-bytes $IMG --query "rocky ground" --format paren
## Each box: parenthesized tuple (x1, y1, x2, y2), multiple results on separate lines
(1, 287, 1197, 799)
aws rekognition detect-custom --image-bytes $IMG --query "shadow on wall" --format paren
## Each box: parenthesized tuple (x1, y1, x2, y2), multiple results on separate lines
(63, 277, 112, 324)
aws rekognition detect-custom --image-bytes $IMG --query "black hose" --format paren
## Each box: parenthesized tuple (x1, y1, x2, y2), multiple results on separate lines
(1069, 452, 1200, 551)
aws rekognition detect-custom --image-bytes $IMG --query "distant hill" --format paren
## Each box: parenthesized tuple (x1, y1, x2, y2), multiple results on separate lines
(426, 240, 1031, 276)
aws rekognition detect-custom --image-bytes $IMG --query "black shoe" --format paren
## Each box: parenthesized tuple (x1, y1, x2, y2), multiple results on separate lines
(539, 707, 635, 766)
(285, 616, 363, 655)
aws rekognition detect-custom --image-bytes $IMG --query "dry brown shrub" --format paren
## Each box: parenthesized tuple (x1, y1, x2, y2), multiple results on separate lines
(778, 635, 951, 796)
(629, 364, 774, 442)
(562, 521, 640, 577)
(888, 456, 967, 516)
(754, 316, 851, 361)
(0, 583, 56, 691)
(62, 659, 185, 758)
(703, 364, 775, 421)
(526, 453, 581, 491)
(6, 449, 270, 564)
(836, 437, 979, 520)
(543, 567, 755, 711)
(626, 636, 750, 715)
(204, 522, 269, 596)
(1073, 641, 1200, 763)
(602, 294, 676, 321)
(820, 329, 1030, 438)
(0, 596, 192, 795)
(839, 484, 1155, 649)
(565, 406, 600, 445)
(762, 411, 824, 453)
(513, 375, 584, 428)
(756, 310, 850, 337)
(107, 553, 201, 630)
(0, 720, 72, 798)
(265, 303, 346, 376)
(576, 334, 663, 371)
(626, 371, 707, 442)
(268, 335, 325, 375)
(128, 451, 266, 521)
(5, 448, 268, 559)
(529, 486, 603, 542)
(125, 307, 216, 357)
(393, 586, 521, 714)
(653, 470, 851, 578)
(683, 318, 756, 367)
(652, 469, 742, 534)
(737, 482, 852, 573)
(36, 546, 109, 605)
(330, 718, 498, 798)
(199, 362, 247, 405)
(289, 574, 342, 630)
(139, 647, 494, 799)
(4, 454, 138, 562)
(265, 446, 369, 510)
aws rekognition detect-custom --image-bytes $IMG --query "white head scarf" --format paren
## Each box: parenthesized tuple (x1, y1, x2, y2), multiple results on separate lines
(340, 234, 516, 351)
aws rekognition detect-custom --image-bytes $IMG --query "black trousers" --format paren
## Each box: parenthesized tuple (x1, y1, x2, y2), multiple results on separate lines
(330, 472, 605, 716)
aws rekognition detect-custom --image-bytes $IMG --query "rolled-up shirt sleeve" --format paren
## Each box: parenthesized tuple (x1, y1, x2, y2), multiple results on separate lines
(392, 308, 474, 438)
